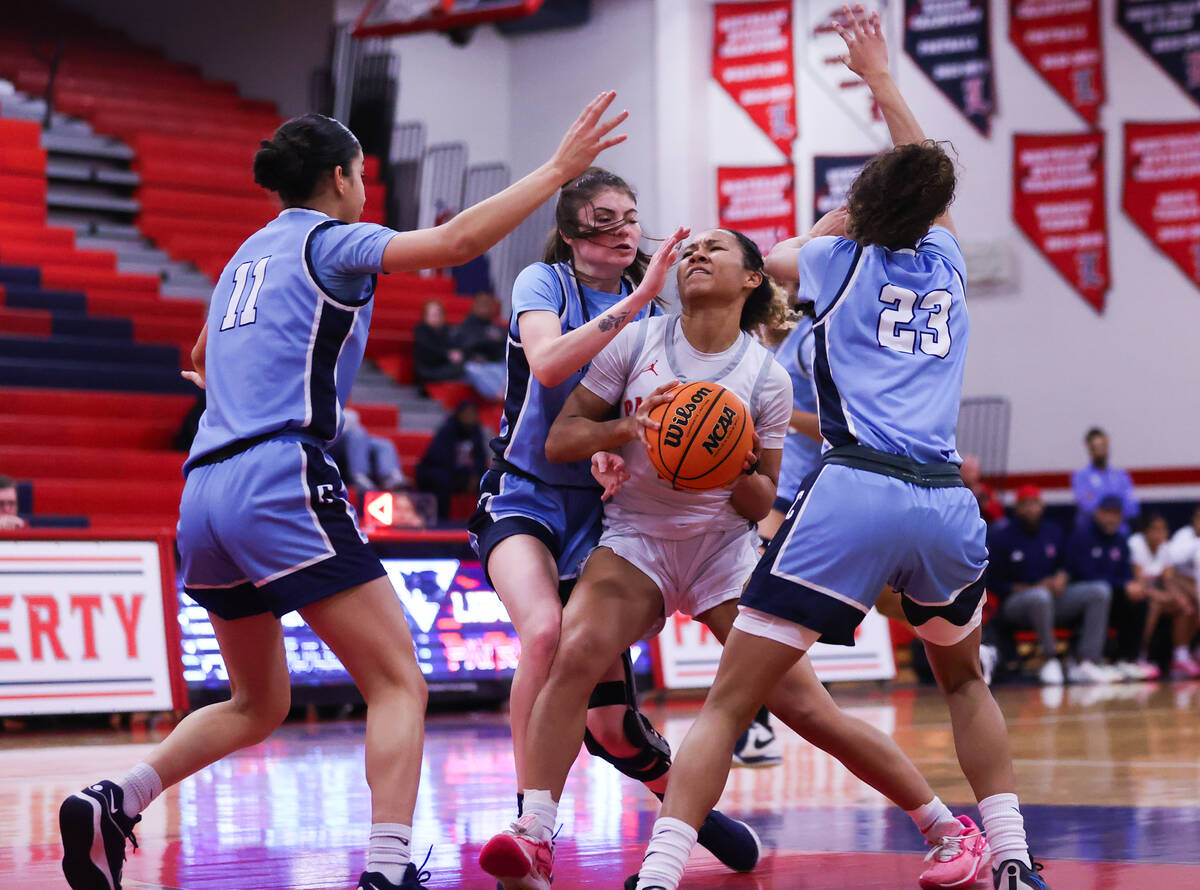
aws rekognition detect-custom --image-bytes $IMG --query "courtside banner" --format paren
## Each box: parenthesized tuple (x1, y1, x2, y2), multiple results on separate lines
(904, 0, 996, 135)
(712, 1, 798, 158)
(1013, 131, 1111, 312)
(654, 608, 896, 690)
(1123, 121, 1200, 290)
(1010, 0, 1105, 125)
(813, 154, 874, 225)
(717, 164, 797, 254)
(0, 540, 178, 715)
(1116, 0, 1200, 107)
(805, 1, 895, 143)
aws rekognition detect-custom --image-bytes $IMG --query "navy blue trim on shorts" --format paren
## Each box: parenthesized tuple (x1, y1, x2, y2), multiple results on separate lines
(772, 495, 794, 514)
(468, 468, 560, 586)
(184, 580, 262, 621)
(901, 574, 988, 641)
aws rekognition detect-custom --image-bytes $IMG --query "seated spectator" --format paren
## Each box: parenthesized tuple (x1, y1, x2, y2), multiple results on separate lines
(331, 408, 408, 491)
(0, 476, 27, 531)
(416, 402, 488, 521)
(1071, 427, 1138, 528)
(988, 485, 1113, 685)
(392, 491, 429, 530)
(455, 291, 508, 401)
(960, 454, 1003, 523)
(1129, 513, 1199, 679)
(414, 299, 465, 388)
(1168, 504, 1200, 586)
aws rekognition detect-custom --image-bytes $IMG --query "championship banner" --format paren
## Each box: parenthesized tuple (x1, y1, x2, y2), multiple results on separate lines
(904, 0, 996, 135)
(1012, 131, 1111, 312)
(712, 1, 798, 157)
(1116, 0, 1200, 107)
(813, 154, 874, 225)
(1123, 121, 1200, 290)
(1010, 0, 1105, 125)
(805, 1, 895, 143)
(654, 609, 897, 690)
(717, 164, 797, 255)
(0, 539, 181, 716)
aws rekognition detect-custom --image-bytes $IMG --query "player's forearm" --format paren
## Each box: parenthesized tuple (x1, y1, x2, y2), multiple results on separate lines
(525, 294, 652, 388)
(863, 72, 927, 148)
(442, 162, 566, 264)
(546, 415, 636, 463)
(791, 409, 821, 442)
(191, 322, 207, 371)
(729, 473, 776, 522)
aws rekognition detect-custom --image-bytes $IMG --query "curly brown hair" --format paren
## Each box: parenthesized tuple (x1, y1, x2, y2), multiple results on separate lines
(846, 141, 956, 250)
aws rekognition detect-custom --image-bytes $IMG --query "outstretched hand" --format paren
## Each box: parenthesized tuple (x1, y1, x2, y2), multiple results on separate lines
(633, 379, 680, 447)
(550, 91, 629, 182)
(810, 206, 849, 238)
(834, 4, 888, 80)
(592, 451, 631, 502)
(633, 227, 690, 304)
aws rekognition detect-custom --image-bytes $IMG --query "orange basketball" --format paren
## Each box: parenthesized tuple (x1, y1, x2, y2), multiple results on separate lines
(646, 381, 754, 492)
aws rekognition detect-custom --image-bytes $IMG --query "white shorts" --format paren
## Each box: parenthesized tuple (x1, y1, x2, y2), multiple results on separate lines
(597, 521, 759, 628)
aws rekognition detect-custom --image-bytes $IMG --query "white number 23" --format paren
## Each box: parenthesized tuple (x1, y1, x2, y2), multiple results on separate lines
(875, 284, 952, 358)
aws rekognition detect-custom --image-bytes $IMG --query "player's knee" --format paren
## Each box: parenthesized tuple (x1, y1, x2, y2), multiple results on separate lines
(555, 625, 615, 687)
(230, 687, 291, 744)
(521, 622, 561, 675)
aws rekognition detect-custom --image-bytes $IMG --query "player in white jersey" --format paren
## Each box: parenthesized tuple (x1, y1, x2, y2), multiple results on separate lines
(479, 227, 984, 890)
(57, 94, 629, 890)
(631, 11, 1050, 890)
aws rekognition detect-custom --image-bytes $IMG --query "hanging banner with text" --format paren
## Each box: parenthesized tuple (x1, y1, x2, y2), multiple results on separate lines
(1116, 0, 1200, 108)
(905, 0, 996, 135)
(1013, 131, 1111, 312)
(813, 154, 874, 226)
(805, 0, 895, 143)
(717, 164, 797, 255)
(1123, 121, 1200, 290)
(0, 539, 181, 716)
(1010, 0, 1105, 125)
(654, 608, 896, 690)
(712, 0, 798, 158)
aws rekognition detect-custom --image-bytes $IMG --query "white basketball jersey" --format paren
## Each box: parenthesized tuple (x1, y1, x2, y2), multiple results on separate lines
(581, 314, 793, 540)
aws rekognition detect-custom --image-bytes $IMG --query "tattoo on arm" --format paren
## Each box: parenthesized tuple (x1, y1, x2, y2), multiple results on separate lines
(597, 310, 630, 332)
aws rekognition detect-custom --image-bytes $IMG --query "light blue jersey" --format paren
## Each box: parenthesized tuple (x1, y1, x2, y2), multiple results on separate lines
(800, 226, 968, 465)
(489, 262, 658, 488)
(773, 315, 820, 505)
(186, 208, 395, 472)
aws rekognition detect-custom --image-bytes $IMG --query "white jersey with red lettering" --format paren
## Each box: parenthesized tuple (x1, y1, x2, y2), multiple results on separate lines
(580, 313, 792, 541)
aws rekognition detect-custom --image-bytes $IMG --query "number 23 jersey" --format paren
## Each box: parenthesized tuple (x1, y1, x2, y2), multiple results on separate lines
(800, 226, 969, 466)
(186, 208, 396, 473)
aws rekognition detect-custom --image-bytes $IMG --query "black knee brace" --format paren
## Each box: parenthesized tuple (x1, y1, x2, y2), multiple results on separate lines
(582, 649, 672, 784)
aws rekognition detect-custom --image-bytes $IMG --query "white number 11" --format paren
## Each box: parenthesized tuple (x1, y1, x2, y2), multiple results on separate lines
(219, 256, 271, 331)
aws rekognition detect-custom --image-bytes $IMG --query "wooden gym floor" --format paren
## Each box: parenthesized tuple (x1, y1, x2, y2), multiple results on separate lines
(2, 682, 1198, 888)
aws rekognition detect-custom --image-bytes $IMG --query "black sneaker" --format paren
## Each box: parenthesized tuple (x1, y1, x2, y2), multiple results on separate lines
(59, 780, 141, 890)
(696, 809, 761, 872)
(993, 859, 1049, 889)
(623, 875, 667, 890)
(357, 856, 432, 889)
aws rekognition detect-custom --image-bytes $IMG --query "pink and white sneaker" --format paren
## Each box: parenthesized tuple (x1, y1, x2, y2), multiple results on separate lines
(479, 814, 554, 890)
(918, 815, 991, 889)
(1171, 655, 1200, 680)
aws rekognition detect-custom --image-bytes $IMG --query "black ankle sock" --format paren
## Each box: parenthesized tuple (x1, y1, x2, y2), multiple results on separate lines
(516, 792, 524, 817)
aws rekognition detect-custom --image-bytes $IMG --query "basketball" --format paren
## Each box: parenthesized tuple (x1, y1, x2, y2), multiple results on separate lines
(646, 382, 754, 492)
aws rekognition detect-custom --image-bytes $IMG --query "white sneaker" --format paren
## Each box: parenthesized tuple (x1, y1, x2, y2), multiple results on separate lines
(1067, 660, 1113, 685)
(732, 720, 783, 767)
(1038, 658, 1064, 686)
(979, 644, 998, 686)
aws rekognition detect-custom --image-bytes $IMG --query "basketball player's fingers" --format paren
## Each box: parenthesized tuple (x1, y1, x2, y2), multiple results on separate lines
(869, 10, 881, 37)
(597, 134, 628, 152)
(181, 370, 206, 390)
(648, 379, 680, 399)
(580, 90, 616, 127)
(849, 4, 868, 39)
(595, 109, 629, 139)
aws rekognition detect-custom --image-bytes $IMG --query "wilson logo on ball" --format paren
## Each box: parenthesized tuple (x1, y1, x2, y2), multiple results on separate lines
(647, 381, 754, 492)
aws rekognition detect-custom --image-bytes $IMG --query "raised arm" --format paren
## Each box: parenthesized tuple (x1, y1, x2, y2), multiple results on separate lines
(381, 92, 628, 274)
(520, 227, 687, 388)
(764, 207, 847, 286)
(835, 4, 955, 233)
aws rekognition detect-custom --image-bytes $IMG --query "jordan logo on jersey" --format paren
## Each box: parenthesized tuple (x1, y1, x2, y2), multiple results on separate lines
(631, 361, 660, 382)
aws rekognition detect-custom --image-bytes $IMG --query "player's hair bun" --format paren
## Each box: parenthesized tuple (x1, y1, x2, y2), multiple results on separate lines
(252, 114, 361, 205)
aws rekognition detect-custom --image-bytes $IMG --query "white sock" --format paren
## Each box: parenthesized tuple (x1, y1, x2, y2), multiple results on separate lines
(636, 817, 697, 890)
(1175, 646, 1191, 662)
(906, 796, 959, 843)
(521, 789, 558, 842)
(367, 822, 412, 883)
(118, 763, 163, 818)
(978, 793, 1031, 867)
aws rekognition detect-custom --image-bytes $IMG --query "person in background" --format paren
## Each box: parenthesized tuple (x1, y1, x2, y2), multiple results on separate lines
(455, 291, 508, 400)
(960, 455, 1003, 524)
(391, 492, 428, 531)
(413, 300, 465, 389)
(1167, 505, 1200, 663)
(417, 402, 488, 521)
(0, 476, 27, 531)
(988, 486, 1114, 685)
(1128, 513, 1198, 679)
(335, 408, 408, 492)
(1071, 427, 1138, 528)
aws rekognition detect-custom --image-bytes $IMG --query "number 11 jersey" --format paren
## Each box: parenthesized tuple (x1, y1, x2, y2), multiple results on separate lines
(800, 226, 969, 466)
